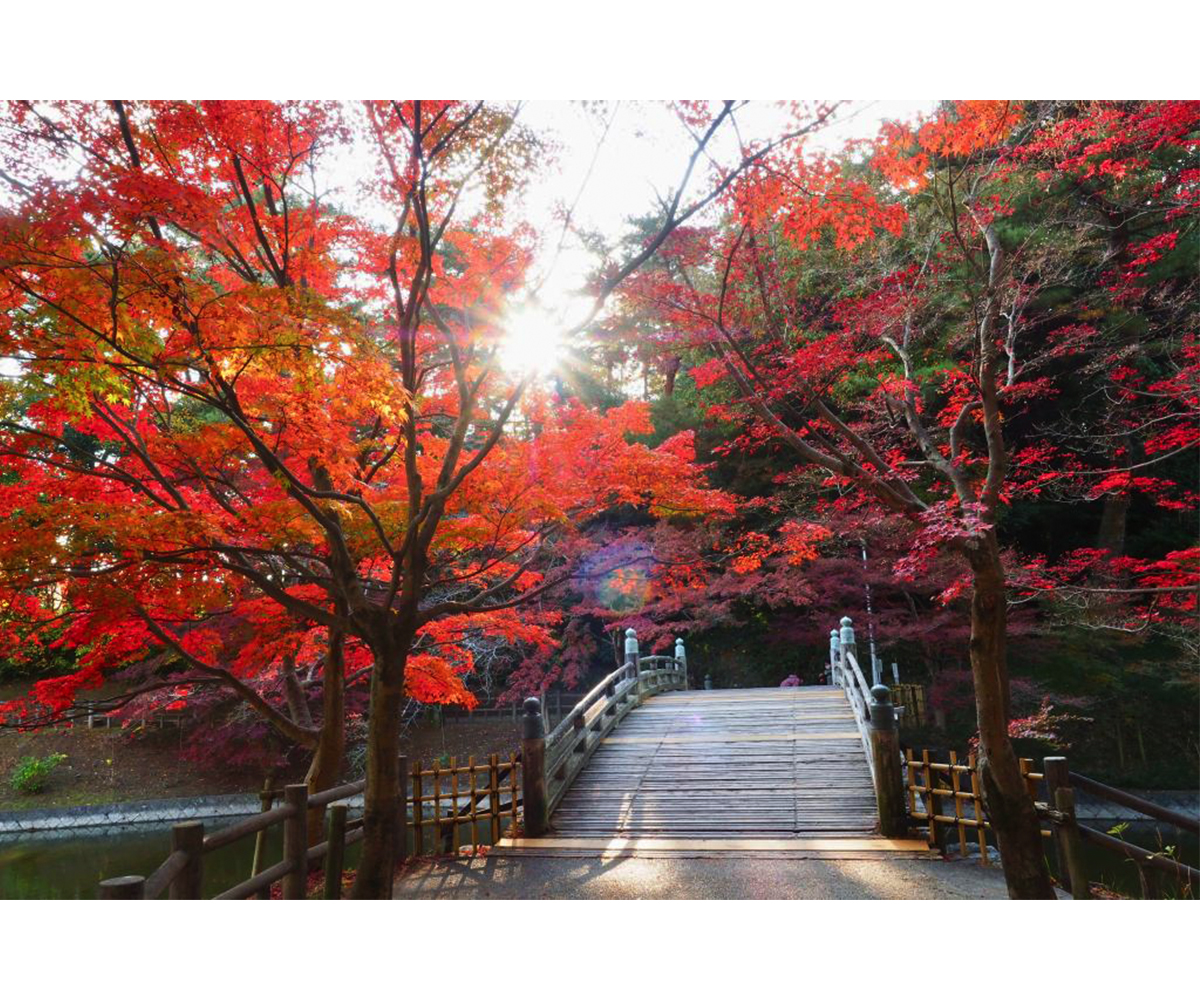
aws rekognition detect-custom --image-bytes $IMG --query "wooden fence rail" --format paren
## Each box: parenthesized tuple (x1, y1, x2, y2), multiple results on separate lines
(906, 749, 1199, 898)
(98, 753, 520, 900)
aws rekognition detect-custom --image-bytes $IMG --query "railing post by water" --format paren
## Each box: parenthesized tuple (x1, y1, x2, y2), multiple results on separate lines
(521, 697, 547, 837)
(169, 820, 204, 899)
(323, 803, 348, 900)
(282, 783, 309, 899)
(675, 637, 687, 689)
(829, 629, 841, 686)
(868, 685, 907, 838)
(1044, 756, 1090, 899)
(99, 875, 146, 899)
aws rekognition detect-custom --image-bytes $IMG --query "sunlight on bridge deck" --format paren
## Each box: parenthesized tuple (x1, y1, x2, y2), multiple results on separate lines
(546, 686, 888, 842)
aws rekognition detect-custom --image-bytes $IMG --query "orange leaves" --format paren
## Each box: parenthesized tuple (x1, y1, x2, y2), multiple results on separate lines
(728, 522, 831, 574)
(916, 101, 1023, 158)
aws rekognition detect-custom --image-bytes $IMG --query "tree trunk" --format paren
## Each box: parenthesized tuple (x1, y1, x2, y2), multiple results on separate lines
(663, 354, 681, 397)
(1095, 492, 1130, 556)
(351, 634, 407, 899)
(305, 629, 347, 843)
(966, 534, 1056, 899)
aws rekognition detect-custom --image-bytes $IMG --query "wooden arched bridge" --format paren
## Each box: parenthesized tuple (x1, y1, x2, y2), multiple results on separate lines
(99, 616, 1199, 898)
(505, 620, 927, 858)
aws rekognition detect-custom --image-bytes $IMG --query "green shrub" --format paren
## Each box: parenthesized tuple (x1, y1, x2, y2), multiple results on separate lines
(9, 753, 67, 794)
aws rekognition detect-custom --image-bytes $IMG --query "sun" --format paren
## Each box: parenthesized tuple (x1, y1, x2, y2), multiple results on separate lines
(499, 301, 568, 377)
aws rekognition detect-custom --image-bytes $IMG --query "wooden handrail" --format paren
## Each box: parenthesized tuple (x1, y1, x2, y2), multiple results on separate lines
(843, 649, 874, 714)
(214, 859, 294, 901)
(546, 663, 636, 750)
(308, 779, 366, 809)
(542, 659, 687, 816)
(1069, 772, 1200, 836)
(1077, 824, 1200, 884)
(143, 848, 190, 899)
(202, 803, 298, 854)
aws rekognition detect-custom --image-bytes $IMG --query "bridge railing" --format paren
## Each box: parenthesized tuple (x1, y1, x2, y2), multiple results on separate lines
(519, 629, 689, 835)
(829, 616, 907, 838)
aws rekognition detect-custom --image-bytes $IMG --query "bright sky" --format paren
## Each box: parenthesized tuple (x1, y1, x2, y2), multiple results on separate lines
(0, 101, 937, 381)
(494, 101, 937, 368)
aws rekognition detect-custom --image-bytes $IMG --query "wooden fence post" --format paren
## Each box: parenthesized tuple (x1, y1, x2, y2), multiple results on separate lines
(169, 820, 204, 899)
(520, 696, 547, 837)
(1043, 756, 1074, 893)
(99, 875, 145, 899)
(251, 780, 274, 899)
(488, 753, 501, 844)
(868, 685, 907, 838)
(282, 783, 308, 900)
(323, 804, 348, 900)
(1054, 786, 1092, 899)
(396, 753, 409, 866)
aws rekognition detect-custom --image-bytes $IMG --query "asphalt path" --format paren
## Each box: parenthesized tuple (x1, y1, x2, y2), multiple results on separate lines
(392, 853, 1061, 899)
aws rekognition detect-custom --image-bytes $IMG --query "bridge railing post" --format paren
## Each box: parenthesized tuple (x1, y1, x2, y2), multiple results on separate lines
(868, 684, 907, 838)
(829, 628, 841, 686)
(625, 627, 642, 699)
(839, 616, 857, 680)
(675, 637, 687, 690)
(520, 697, 548, 837)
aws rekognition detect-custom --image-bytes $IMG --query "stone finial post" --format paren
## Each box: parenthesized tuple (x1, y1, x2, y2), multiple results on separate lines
(520, 696, 547, 838)
(839, 616, 857, 670)
(703, 674, 712, 690)
(867, 684, 907, 838)
(829, 628, 841, 686)
(624, 627, 639, 672)
(675, 637, 687, 689)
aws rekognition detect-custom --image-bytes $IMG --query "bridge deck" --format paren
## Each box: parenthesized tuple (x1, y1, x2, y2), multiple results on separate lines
(549, 686, 879, 839)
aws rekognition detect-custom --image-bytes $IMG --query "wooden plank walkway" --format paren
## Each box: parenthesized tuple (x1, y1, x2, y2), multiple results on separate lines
(548, 686, 884, 840)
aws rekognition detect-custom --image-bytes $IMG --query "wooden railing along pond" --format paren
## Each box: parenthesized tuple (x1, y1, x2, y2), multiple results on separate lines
(907, 749, 1199, 897)
(100, 628, 686, 899)
(98, 754, 520, 899)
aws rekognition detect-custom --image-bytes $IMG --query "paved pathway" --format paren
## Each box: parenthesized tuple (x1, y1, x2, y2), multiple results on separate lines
(393, 853, 1051, 900)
